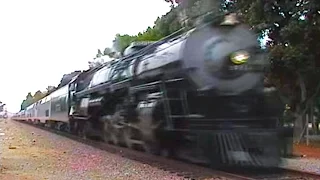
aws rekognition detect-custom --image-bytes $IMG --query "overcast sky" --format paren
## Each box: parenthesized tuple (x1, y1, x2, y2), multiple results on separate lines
(0, 0, 170, 112)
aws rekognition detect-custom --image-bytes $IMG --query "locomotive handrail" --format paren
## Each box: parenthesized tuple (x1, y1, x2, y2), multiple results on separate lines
(129, 78, 184, 94)
(75, 78, 133, 98)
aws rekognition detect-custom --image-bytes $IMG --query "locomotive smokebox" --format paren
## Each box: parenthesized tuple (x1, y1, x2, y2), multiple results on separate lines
(182, 23, 269, 95)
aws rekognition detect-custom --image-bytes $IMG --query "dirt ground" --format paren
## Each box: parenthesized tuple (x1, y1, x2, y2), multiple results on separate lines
(294, 143, 320, 159)
(2, 118, 319, 180)
(0, 119, 184, 180)
(0, 119, 69, 180)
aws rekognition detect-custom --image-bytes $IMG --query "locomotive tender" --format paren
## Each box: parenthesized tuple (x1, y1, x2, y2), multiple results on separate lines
(13, 14, 288, 168)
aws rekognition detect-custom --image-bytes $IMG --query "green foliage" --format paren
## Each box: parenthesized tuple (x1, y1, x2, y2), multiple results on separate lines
(230, 0, 320, 105)
(46, 86, 56, 94)
(103, 47, 112, 56)
(33, 90, 45, 102)
(113, 34, 136, 53)
(96, 49, 103, 58)
(112, 7, 182, 53)
(20, 87, 57, 111)
(112, 0, 229, 54)
(20, 92, 34, 110)
(57, 71, 81, 88)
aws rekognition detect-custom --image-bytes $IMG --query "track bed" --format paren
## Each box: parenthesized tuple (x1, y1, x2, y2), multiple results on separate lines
(220, 167, 320, 180)
(14, 119, 320, 180)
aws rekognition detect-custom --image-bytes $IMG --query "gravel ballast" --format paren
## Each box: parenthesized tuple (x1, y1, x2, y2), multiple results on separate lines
(0, 119, 186, 180)
(3, 119, 320, 180)
(281, 158, 320, 175)
(281, 143, 320, 175)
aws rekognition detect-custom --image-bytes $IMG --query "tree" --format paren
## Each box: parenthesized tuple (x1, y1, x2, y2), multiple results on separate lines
(164, 0, 227, 25)
(113, 0, 229, 54)
(103, 47, 118, 59)
(33, 90, 45, 102)
(103, 47, 112, 56)
(112, 7, 183, 54)
(88, 60, 103, 69)
(20, 92, 34, 110)
(57, 71, 82, 88)
(113, 34, 136, 53)
(45, 86, 56, 95)
(96, 49, 103, 58)
(25, 93, 33, 104)
(228, 0, 320, 140)
(20, 90, 46, 110)
(165, 0, 182, 8)
(167, 0, 320, 138)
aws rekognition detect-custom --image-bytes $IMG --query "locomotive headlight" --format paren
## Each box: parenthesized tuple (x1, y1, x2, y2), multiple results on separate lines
(230, 51, 250, 65)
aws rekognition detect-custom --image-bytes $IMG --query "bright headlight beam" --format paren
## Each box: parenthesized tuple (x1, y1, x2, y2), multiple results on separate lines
(231, 51, 250, 65)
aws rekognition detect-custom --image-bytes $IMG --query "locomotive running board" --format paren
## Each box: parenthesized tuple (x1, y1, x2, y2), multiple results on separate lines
(129, 78, 184, 93)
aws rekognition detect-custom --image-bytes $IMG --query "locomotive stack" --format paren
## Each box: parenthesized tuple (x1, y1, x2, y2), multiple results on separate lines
(12, 14, 292, 168)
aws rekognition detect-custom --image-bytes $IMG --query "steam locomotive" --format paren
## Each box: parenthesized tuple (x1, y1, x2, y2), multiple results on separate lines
(13, 14, 289, 168)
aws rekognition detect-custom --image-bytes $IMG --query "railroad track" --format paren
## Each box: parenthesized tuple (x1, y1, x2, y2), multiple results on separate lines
(220, 167, 320, 180)
(13, 120, 320, 180)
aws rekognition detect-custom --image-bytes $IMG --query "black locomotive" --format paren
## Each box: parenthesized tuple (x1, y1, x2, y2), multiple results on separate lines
(14, 14, 289, 168)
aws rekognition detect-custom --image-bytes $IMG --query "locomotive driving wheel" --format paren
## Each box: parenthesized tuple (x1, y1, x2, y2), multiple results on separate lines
(102, 115, 120, 145)
(142, 129, 174, 157)
(69, 118, 78, 135)
(123, 126, 134, 149)
(102, 119, 111, 143)
(142, 140, 161, 155)
(141, 116, 165, 155)
(135, 97, 167, 155)
(110, 129, 120, 145)
(61, 122, 70, 132)
(78, 120, 90, 140)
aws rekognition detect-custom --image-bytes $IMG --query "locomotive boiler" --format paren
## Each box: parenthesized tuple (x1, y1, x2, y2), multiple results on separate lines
(14, 14, 289, 168)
